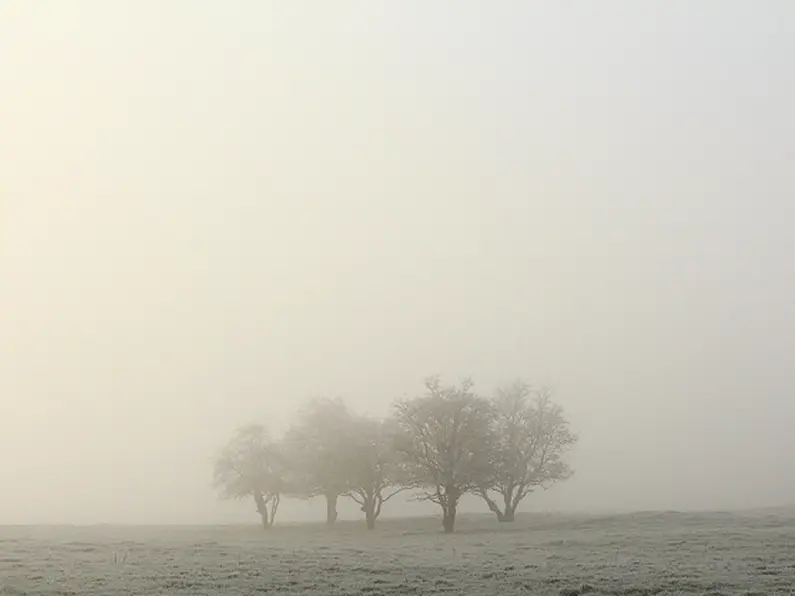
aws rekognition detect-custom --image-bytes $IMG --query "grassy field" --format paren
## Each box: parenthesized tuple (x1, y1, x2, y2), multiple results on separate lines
(1, 509, 793, 595)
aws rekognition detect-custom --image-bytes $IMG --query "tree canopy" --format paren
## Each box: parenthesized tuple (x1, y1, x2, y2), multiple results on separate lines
(392, 377, 496, 533)
(282, 397, 356, 524)
(343, 416, 410, 529)
(213, 424, 283, 529)
(478, 381, 578, 522)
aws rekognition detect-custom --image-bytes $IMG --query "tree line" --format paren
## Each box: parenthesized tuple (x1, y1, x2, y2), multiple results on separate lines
(213, 376, 577, 533)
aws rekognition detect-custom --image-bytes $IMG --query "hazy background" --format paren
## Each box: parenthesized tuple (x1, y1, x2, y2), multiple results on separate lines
(2, 1, 794, 525)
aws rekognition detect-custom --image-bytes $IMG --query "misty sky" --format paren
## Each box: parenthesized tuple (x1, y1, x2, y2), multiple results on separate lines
(2, 1, 794, 524)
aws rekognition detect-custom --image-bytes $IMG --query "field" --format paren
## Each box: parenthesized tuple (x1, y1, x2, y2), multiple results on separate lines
(1, 509, 793, 595)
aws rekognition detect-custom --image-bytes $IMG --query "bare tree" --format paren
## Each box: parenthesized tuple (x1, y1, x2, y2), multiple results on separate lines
(213, 424, 283, 529)
(282, 397, 353, 525)
(478, 381, 577, 522)
(343, 416, 410, 530)
(393, 376, 495, 533)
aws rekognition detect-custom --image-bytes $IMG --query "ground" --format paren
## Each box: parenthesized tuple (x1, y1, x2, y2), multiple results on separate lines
(1, 509, 793, 595)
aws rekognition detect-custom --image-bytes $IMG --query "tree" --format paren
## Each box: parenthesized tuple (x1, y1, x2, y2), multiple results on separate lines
(282, 397, 354, 525)
(213, 424, 283, 529)
(393, 376, 495, 533)
(343, 416, 409, 530)
(477, 381, 577, 522)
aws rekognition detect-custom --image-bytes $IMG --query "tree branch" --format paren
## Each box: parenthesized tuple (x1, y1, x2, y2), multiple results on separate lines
(381, 486, 410, 503)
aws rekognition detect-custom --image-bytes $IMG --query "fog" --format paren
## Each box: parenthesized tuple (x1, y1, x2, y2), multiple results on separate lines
(2, 2, 794, 525)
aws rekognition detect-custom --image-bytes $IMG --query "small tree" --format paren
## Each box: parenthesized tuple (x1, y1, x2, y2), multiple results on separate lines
(282, 397, 353, 525)
(393, 376, 495, 533)
(478, 381, 577, 522)
(343, 416, 409, 530)
(213, 424, 283, 529)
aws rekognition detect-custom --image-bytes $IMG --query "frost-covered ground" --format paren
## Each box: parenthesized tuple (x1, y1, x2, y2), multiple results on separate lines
(1, 509, 793, 595)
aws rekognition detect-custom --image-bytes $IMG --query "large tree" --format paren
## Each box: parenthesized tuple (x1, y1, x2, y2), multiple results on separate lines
(343, 416, 409, 530)
(477, 381, 577, 522)
(282, 397, 354, 525)
(213, 424, 283, 529)
(393, 376, 495, 533)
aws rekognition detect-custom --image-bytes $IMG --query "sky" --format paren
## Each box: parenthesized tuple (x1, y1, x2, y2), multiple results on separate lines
(1, 1, 794, 524)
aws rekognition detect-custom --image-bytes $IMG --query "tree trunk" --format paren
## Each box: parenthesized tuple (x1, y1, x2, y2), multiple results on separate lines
(325, 492, 338, 525)
(365, 509, 376, 530)
(361, 494, 376, 530)
(478, 489, 509, 523)
(269, 493, 281, 527)
(254, 493, 270, 530)
(442, 501, 457, 533)
(500, 508, 515, 522)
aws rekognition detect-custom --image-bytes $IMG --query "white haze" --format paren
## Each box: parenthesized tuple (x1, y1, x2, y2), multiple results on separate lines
(1, 1, 794, 524)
